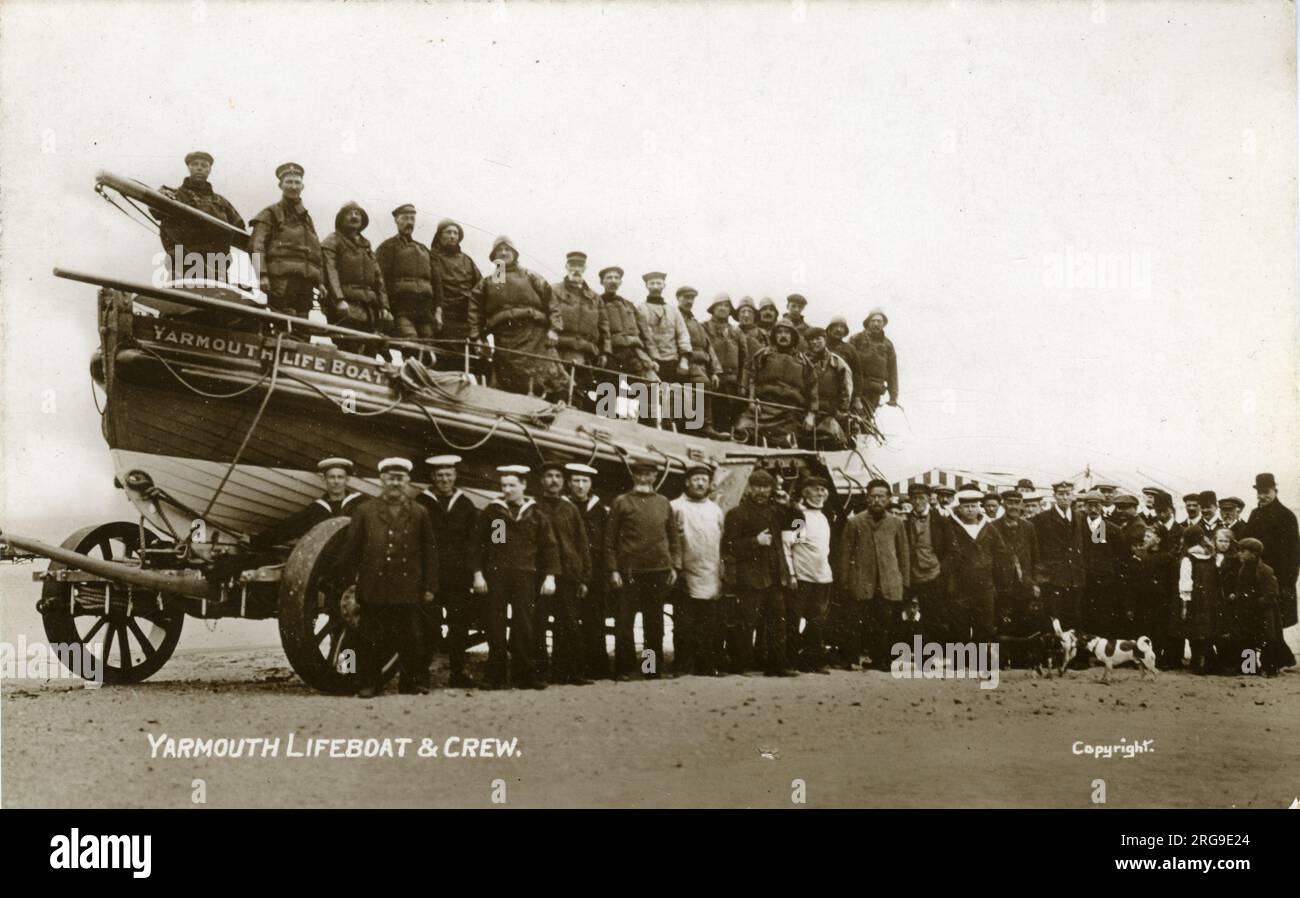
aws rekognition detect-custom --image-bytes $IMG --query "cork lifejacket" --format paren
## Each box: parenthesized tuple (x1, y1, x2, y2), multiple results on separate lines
(255, 201, 323, 281)
(553, 281, 603, 358)
(683, 316, 714, 369)
(705, 320, 744, 381)
(329, 235, 381, 306)
(383, 238, 435, 298)
(605, 296, 646, 350)
(752, 348, 807, 406)
(481, 267, 552, 333)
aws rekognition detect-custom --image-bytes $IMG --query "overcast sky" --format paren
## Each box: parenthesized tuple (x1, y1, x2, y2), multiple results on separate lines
(2, 0, 1297, 534)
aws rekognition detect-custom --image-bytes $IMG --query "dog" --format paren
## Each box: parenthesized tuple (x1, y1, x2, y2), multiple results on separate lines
(997, 631, 1063, 676)
(1079, 634, 1158, 682)
(1051, 618, 1079, 675)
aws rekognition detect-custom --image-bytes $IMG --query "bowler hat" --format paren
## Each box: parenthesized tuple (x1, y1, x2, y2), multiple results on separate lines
(1254, 473, 1278, 491)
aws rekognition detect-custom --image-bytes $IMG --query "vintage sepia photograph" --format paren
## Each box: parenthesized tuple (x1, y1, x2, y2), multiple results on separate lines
(1, 0, 1297, 833)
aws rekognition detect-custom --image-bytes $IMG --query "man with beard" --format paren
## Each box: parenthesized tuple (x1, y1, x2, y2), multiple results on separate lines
(337, 458, 437, 697)
(756, 297, 780, 345)
(599, 266, 658, 383)
(849, 308, 899, 414)
(1080, 490, 1125, 633)
(1243, 472, 1300, 630)
(735, 296, 769, 349)
(1221, 497, 1249, 538)
(785, 476, 836, 673)
(803, 327, 853, 450)
(676, 286, 728, 438)
(946, 486, 1011, 646)
(469, 236, 566, 397)
(724, 468, 797, 676)
(933, 486, 956, 519)
(250, 162, 324, 318)
(551, 251, 610, 408)
(991, 490, 1041, 642)
(639, 272, 693, 387)
(416, 455, 479, 688)
(565, 463, 612, 679)
(375, 204, 438, 341)
(429, 218, 482, 371)
(837, 478, 910, 670)
(154, 150, 245, 281)
(605, 461, 680, 680)
(733, 317, 817, 448)
(786, 294, 811, 347)
(670, 465, 726, 676)
(472, 465, 559, 690)
(702, 294, 749, 433)
(321, 202, 391, 355)
(825, 316, 868, 418)
(533, 462, 593, 686)
(1033, 479, 1085, 631)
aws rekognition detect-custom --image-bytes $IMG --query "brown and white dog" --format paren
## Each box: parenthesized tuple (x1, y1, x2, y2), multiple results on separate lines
(1079, 635, 1158, 682)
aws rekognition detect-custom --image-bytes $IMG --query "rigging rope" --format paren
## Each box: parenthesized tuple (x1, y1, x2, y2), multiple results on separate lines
(138, 345, 273, 398)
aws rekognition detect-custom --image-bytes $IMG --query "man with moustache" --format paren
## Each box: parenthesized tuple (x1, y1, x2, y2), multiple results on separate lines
(551, 251, 610, 408)
(676, 286, 728, 438)
(599, 266, 658, 383)
(670, 465, 727, 676)
(533, 461, 594, 686)
(639, 272, 693, 387)
(565, 463, 612, 679)
(803, 327, 854, 451)
(1080, 491, 1125, 633)
(376, 204, 438, 341)
(946, 486, 1011, 646)
(1243, 472, 1300, 630)
(825, 316, 868, 418)
(837, 478, 910, 670)
(1198, 490, 1223, 535)
(472, 465, 559, 690)
(756, 297, 780, 345)
(786, 476, 837, 673)
(429, 218, 482, 371)
(154, 150, 245, 281)
(250, 162, 324, 318)
(702, 294, 750, 434)
(1183, 493, 1205, 531)
(733, 317, 817, 448)
(991, 489, 1041, 639)
(849, 308, 899, 414)
(735, 296, 769, 350)
(904, 483, 952, 644)
(605, 460, 680, 679)
(724, 468, 797, 676)
(321, 201, 391, 355)
(416, 455, 479, 688)
(337, 458, 438, 697)
(1221, 497, 1249, 539)
(1033, 480, 1085, 631)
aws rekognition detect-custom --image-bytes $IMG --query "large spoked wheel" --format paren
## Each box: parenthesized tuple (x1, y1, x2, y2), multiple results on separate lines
(278, 517, 397, 694)
(39, 522, 184, 685)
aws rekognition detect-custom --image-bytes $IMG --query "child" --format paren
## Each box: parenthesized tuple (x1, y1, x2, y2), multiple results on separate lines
(1176, 528, 1220, 674)
(1235, 537, 1297, 675)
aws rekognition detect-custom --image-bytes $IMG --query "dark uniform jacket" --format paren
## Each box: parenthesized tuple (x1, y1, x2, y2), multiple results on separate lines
(474, 497, 560, 576)
(1033, 506, 1085, 589)
(430, 219, 481, 341)
(992, 515, 1039, 592)
(1243, 500, 1300, 589)
(253, 491, 364, 549)
(723, 497, 790, 591)
(568, 494, 609, 579)
(551, 279, 611, 361)
(702, 318, 749, 387)
(416, 488, 479, 581)
(155, 176, 245, 258)
(250, 198, 324, 287)
(537, 495, 593, 584)
(680, 311, 722, 380)
(1080, 515, 1125, 588)
(338, 495, 438, 605)
(946, 518, 1011, 602)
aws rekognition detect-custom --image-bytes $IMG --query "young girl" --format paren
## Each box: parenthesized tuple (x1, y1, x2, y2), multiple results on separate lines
(1213, 528, 1246, 673)
(1177, 528, 1220, 674)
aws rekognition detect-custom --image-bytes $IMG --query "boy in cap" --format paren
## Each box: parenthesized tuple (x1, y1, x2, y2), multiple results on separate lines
(472, 465, 559, 689)
(376, 204, 439, 341)
(416, 455, 479, 688)
(154, 150, 246, 282)
(250, 163, 324, 318)
(534, 461, 594, 686)
(670, 464, 727, 675)
(1234, 537, 1296, 674)
(337, 458, 438, 696)
(605, 460, 681, 679)
(565, 463, 612, 678)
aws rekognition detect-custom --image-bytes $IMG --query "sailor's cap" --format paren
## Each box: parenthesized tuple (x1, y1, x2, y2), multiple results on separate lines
(675, 286, 699, 298)
(537, 460, 566, 475)
(425, 454, 462, 469)
(564, 463, 599, 476)
(955, 486, 984, 503)
(378, 457, 413, 474)
(317, 457, 354, 474)
(496, 464, 531, 476)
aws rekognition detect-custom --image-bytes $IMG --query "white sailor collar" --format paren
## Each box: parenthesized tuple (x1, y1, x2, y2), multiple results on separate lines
(315, 491, 363, 512)
(489, 497, 536, 518)
(422, 487, 468, 510)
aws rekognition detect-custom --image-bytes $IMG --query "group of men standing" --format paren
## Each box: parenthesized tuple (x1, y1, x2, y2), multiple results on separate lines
(153, 153, 902, 448)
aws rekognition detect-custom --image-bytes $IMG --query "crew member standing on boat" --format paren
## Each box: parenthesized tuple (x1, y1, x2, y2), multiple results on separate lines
(155, 151, 245, 282)
(252, 457, 365, 549)
(640, 272, 693, 386)
(469, 236, 567, 398)
(250, 162, 324, 319)
(676, 286, 728, 439)
(321, 202, 390, 355)
(551, 251, 610, 408)
(600, 266, 658, 383)
(429, 218, 482, 371)
(702, 294, 749, 434)
(416, 455, 479, 689)
(376, 204, 439, 341)
(732, 317, 817, 447)
(338, 457, 438, 697)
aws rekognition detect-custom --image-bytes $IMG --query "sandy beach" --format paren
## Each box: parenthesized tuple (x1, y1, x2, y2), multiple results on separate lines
(3, 564, 1297, 809)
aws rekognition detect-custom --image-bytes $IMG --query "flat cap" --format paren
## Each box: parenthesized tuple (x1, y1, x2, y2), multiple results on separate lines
(316, 457, 354, 474)
(906, 482, 931, 495)
(1141, 486, 1162, 496)
(1238, 537, 1264, 554)
(629, 460, 659, 473)
(425, 454, 462, 468)
(1198, 490, 1218, 506)
(1096, 483, 1119, 492)
(1183, 493, 1202, 503)
(377, 457, 413, 474)
(1082, 490, 1105, 502)
(786, 293, 807, 306)
(275, 162, 305, 180)
(391, 203, 417, 218)
(537, 460, 566, 475)
(1000, 489, 1023, 501)
(565, 251, 587, 264)
(800, 475, 830, 491)
(598, 266, 624, 279)
(748, 469, 776, 487)
(642, 271, 667, 282)
(1219, 496, 1245, 509)
(185, 151, 214, 165)
(1113, 493, 1139, 507)
(684, 463, 714, 479)
(675, 286, 699, 298)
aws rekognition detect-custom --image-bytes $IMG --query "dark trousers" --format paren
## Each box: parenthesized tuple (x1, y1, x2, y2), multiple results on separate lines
(949, 589, 997, 644)
(1041, 583, 1080, 630)
(440, 569, 475, 677)
(534, 577, 583, 683)
(267, 275, 316, 317)
(581, 581, 611, 678)
(674, 595, 724, 675)
(788, 581, 831, 670)
(485, 570, 537, 687)
(911, 576, 949, 644)
(865, 600, 904, 670)
(732, 586, 787, 673)
(360, 604, 427, 691)
(614, 570, 669, 676)
(392, 291, 435, 339)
